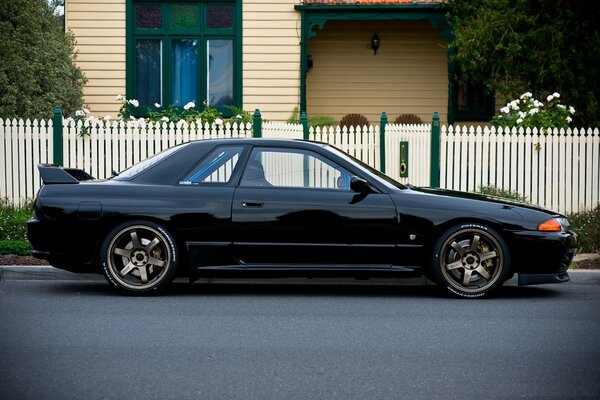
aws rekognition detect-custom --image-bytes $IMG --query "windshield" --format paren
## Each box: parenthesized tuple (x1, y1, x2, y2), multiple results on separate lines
(320, 144, 406, 190)
(113, 142, 191, 180)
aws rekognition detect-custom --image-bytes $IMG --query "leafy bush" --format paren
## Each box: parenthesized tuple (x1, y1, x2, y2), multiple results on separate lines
(0, 240, 32, 256)
(567, 205, 600, 253)
(287, 107, 337, 128)
(477, 185, 529, 203)
(492, 92, 575, 130)
(0, 0, 86, 118)
(0, 200, 33, 241)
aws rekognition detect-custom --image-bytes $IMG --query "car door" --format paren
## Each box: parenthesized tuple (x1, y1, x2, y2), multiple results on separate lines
(231, 146, 398, 268)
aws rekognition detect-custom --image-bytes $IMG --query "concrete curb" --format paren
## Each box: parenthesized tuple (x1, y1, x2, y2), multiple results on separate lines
(1, 265, 599, 285)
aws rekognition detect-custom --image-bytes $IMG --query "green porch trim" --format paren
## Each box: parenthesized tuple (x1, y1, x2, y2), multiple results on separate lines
(125, 0, 243, 117)
(294, 4, 451, 114)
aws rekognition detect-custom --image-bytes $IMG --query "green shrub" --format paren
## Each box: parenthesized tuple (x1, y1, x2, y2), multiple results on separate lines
(567, 205, 600, 253)
(0, 240, 32, 256)
(0, 199, 33, 241)
(477, 185, 529, 203)
(287, 107, 337, 128)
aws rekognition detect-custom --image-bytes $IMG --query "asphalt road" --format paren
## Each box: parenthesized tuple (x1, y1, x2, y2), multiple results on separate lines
(1, 279, 599, 400)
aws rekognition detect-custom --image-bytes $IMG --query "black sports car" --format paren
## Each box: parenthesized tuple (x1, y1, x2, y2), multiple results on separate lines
(27, 139, 577, 297)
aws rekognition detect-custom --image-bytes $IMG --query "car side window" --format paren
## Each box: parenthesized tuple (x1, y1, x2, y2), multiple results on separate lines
(180, 146, 244, 185)
(241, 148, 352, 190)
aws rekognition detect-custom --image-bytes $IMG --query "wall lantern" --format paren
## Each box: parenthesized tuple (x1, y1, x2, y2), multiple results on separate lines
(370, 33, 380, 55)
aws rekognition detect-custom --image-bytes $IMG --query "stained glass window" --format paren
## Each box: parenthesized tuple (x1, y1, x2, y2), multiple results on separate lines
(171, 5, 198, 29)
(207, 5, 234, 29)
(135, 5, 162, 29)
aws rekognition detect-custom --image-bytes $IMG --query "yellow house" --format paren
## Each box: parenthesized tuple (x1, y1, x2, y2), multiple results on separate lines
(65, 0, 494, 124)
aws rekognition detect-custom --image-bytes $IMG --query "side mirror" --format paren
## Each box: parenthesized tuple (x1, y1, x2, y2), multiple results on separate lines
(350, 176, 371, 193)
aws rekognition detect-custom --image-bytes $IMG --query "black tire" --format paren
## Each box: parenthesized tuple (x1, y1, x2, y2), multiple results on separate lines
(431, 223, 511, 298)
(100, 221, 179, 294)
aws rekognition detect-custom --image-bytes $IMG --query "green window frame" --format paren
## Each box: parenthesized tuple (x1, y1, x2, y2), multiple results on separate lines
(126, 0, 242, 116)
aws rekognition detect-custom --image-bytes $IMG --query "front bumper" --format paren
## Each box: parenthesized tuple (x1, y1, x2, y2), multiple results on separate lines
(509, 229, 577, 276)
(518, 271, 570, 286)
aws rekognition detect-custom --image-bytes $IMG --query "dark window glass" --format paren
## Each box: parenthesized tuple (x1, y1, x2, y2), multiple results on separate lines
(208, 40, 233, 106)
(135, 5, 162, 29)
(136, 40, 162, 106)
(181, 146, 244, 184)
(172, 39, 198, 106)
(207, 5, 234, 29)
(171, 5, 198, 29)
(242, 148, 351, 190)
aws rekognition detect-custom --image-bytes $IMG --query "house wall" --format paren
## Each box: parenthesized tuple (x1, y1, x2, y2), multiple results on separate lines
(306, 20, 448, 125)
(242, 0, 301, 121)
(66, 0, 126, 118)
(65, 0, 301, 121)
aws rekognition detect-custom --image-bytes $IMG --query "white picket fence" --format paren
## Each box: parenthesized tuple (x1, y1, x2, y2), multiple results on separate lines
(1, 117, 599, 214)
(441, 125, 600, 215)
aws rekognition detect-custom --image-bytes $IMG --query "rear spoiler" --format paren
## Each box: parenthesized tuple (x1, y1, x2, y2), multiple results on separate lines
(38, 164, 95, 184)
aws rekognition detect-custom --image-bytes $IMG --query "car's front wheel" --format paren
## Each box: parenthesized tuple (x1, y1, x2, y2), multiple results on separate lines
(100, 221, 179, 294)
(431, 223, 510, 298)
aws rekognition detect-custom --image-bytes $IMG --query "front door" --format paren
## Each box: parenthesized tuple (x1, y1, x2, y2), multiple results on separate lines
(231, 146, 398, 267)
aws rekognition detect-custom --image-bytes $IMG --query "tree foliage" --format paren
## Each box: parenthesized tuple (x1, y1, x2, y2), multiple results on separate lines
(0, 0, 86, 119)
(448, 0, 600, 126)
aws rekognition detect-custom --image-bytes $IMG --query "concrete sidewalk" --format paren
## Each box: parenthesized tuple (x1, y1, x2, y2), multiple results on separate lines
(1, 265, 599, 285)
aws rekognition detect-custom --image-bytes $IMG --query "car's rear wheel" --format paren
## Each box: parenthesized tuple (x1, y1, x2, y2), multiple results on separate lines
(100, 221, 179, 294)
(431, 223, 510, 298)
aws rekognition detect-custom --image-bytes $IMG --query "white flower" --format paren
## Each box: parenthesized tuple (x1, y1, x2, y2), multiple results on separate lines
(161, 116, 169, 122)
(519, 111, 526, 118)
(534, 100, 543, 108)
(520, 92, 533, 99)
(557, 104, 566, 109)
(547, 95, 554, 101)
(183, 101, 195, 110)
(128, 99, 139, 107)
(75, 110, 85, 117)
(510, 100, 520, 110)
(235, 114, 242, 119)
(115, 94, 123, 101)
(129, 116, 136, 120)
(215, 118, 223, 125)
(154, 103, 161, 108)
(528, 108, 539, 115)
(566, 116, 573, 123)
(501, 106, 510, 114)
(104, 115, 111, 121)
(516, 118, 523, 124)
(569, 106, 575, 114)
(553, 92, 560, 98)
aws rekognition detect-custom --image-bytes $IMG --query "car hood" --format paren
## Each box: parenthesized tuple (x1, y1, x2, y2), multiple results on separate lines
(410, 186, 553, 213)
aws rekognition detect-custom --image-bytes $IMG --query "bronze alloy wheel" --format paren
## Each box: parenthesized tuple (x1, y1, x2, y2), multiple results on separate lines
(102, 223, 177, 293)
(434, 225, 510, 297)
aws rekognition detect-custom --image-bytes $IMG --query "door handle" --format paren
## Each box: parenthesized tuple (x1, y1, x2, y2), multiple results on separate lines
(241, 200, 264, 208)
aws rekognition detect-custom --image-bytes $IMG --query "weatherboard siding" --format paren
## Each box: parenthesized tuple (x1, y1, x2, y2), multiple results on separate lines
(66, 0, 126, 117)
(306, 20, 448, 124)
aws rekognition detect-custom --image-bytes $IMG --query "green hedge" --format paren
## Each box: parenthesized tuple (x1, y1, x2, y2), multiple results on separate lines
(0, 240, 32, 256)
(567, 205, 600, 253)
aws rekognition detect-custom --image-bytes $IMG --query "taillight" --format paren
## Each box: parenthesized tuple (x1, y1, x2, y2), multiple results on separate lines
(538, 218, 562, 232)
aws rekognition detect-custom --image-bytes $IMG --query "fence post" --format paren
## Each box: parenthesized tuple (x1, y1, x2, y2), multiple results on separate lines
(252, 109, 262, 138)
(52, 106, 63, 166)
(430, 112, 440, 188)
(379, 112, 387, 173)
(301, 111, 309, 140)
